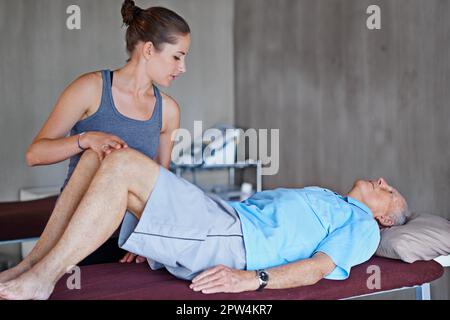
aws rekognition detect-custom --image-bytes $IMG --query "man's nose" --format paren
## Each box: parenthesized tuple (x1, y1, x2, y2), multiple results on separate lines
(378, 177, 387, 187)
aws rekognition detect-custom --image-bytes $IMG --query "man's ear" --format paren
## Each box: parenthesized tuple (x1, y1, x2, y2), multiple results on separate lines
(376, 215, 394, 227)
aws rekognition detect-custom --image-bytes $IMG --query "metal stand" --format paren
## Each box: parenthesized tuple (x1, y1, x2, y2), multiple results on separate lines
(173, 161, 263, 199)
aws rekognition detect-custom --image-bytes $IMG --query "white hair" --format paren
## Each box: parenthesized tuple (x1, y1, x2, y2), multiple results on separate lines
(389, 203, 410, 226)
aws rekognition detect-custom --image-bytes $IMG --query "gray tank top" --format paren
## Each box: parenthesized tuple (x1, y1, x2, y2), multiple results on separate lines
(62, 69, 163, 189)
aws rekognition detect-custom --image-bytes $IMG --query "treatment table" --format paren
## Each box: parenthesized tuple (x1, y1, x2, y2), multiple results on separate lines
(0, 196, 444, 300)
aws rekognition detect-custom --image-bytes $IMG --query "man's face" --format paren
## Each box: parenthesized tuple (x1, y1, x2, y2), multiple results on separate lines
(354, 178, 407, 226)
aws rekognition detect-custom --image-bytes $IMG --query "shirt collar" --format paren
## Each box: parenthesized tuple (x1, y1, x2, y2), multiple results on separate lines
(324, 188, 373, 216)
(344, 196, 373, 216)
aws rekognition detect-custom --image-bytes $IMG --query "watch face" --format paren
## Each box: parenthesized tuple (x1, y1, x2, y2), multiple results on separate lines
(259, 271, 269, 282)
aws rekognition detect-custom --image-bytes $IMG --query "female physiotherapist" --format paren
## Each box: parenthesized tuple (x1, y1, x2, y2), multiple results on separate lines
(25, 1, 190, 265)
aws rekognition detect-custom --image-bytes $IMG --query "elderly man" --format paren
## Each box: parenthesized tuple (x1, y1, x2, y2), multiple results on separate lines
(0, 148, 409, 300)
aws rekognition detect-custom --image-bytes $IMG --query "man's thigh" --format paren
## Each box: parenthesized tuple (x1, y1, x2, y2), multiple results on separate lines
(107, 148, 160, 218)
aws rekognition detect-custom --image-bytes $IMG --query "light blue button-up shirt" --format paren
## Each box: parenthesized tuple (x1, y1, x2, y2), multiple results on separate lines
(228, 187, 380, 280)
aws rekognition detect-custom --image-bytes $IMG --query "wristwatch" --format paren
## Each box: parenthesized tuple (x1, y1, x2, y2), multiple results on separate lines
(255, 269, 269, 291)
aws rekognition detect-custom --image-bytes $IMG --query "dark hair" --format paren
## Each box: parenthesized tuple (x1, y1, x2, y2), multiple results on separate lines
(121, 0, 190, 56)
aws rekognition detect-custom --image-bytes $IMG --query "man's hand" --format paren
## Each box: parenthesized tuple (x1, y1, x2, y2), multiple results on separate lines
(189, 265, 259, 294)
(120, 252, 147, 264)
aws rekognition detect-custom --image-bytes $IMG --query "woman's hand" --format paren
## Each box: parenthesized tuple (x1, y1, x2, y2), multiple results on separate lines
(81, 132, 128, 160)
(120, 252, 147, 264)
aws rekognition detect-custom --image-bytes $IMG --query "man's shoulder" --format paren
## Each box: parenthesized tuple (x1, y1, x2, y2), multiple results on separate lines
(251, 187, 341, 206)
(259, 187, 332, 197)
(302, 186, 338, 193)
(293, 186, 341, 198)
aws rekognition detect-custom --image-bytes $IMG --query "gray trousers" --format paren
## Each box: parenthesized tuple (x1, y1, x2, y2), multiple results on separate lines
(118, 167, 247, 280)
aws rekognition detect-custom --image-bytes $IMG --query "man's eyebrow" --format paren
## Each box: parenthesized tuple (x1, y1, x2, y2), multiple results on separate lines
(177, 51, 186, 55)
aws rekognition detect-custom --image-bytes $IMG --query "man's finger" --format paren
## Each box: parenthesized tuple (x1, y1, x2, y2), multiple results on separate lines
(201, 285, 228, 295)
(120, 253, 129, 263)
(136, 256, 146, 263)
(191, 278, 225, 292)
(192, 266, 223, 283)
(191, 273, 222, 288)
(192, 268, 226, 286)
(127, 253, 136, 263)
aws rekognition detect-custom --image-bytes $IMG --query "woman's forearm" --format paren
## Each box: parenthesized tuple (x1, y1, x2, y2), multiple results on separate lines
(26, 134, 85, 167)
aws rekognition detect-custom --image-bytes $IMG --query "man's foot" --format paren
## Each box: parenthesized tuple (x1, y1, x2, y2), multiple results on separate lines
(0, 262, 31, 284)
(0, 271, 54, 300)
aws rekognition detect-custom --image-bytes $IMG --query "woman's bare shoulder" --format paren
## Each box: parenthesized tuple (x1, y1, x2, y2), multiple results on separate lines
(159, 91, 181, 132)
(70, 71, 102, 95)
(159, 91, 180, 115)
(62, 71, 103, 115)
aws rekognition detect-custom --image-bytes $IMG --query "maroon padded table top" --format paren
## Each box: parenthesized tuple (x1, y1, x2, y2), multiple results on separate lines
(0, 196, 123, 242)
(1, 198, 444, 300)
(50, 257, 444, 300)
(0, 196, 57, 241)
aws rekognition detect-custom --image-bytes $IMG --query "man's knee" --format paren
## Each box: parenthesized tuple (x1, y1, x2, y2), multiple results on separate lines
(101, 148, 158, 174)
(103, 148, 139, 165)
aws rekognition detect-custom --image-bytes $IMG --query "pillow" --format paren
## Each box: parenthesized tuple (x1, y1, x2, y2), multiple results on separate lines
(375, 213, 450, 263)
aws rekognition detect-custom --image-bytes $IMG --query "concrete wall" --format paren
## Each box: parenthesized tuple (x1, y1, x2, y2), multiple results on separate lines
(0, 0, 234, 201)
(235, 0, 449, 299)
(1, 0, 448, 300)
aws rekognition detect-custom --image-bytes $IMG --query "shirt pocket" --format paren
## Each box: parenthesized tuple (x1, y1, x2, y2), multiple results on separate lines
(304, 192, 343, 230)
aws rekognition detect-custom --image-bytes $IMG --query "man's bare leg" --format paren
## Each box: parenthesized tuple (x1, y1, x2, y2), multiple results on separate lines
(0, 149, 159, 300)
(0, 150, 101, 283)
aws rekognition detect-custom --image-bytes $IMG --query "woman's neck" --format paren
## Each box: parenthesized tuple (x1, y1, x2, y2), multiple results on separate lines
(116, 60, 154, 96)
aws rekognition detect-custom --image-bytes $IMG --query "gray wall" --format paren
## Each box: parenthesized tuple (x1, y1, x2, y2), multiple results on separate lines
(1, 0, 448, 300)
(0, 0, 234, 201)
(235, 0, 449, 299)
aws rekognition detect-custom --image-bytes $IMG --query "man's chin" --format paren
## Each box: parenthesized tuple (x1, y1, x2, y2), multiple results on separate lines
(353, 179, 367, 190)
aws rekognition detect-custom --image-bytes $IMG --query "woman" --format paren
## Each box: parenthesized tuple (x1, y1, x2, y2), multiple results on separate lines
(1, 0, 190, 282)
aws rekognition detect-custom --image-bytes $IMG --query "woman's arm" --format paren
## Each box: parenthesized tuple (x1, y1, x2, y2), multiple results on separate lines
(190, 252, 336, 294)
(154, 94, 181, 169)
(26, 73, 127, 166)
(26, 73, 99, 166)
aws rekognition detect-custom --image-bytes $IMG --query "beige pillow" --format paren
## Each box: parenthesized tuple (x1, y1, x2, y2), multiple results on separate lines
(375, 213, 450, 263)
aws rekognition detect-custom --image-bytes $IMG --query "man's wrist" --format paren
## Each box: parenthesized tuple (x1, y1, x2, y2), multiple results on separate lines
(250, 271, 261, 291)
(241, 270, 260, 292)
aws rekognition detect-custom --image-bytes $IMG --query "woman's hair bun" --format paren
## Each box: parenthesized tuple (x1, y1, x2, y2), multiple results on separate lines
(121, 0, 141, 26)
